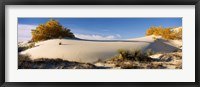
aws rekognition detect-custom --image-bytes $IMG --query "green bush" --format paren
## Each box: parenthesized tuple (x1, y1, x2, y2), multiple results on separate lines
(116, 49, 154, 62)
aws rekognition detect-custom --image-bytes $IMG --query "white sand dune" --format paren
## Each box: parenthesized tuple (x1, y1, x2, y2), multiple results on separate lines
(20, 36, 181, 63)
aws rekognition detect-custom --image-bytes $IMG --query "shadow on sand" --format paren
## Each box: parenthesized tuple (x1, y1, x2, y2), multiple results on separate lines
(143, 39, 179, 53)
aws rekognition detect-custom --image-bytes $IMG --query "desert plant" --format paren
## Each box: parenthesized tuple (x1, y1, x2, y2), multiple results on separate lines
(59, 42, 62, 45)
(116, 49, 154, 62)
(18, 47, 29, 52)
(145, 49, 154, 56)
(18, 56, 97, 69)
(18, 54, 32, 68)
(28, 42, 35, 48)
(18, 54, 31, 62)
(146, 26, 182, 40)
(129, 49, 142, 58)
(18, 42, 35, 52)
(31, 19, 75, 42)
(117, 49, 130, 60)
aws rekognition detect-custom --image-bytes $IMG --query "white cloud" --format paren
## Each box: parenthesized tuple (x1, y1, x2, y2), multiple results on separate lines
(18, 24, 38, 42)
(75, 34, 121, 40)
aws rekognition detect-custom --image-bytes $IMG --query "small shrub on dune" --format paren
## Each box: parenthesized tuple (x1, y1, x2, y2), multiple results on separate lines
(129, 49, 142, 58)
(130, 49, 154, 62)
(28, 42, 35, 48)
(59, 42, 62, 45)
(116, 49, 154, 62)
(117, 49, 130, 60)
(145, 49, 154, 56)
(59, 36, 62, 45)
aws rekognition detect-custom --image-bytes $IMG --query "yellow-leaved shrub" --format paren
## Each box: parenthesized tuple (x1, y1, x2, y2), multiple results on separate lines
(146, 26, 182, 40)
(31, 19, 75, 42)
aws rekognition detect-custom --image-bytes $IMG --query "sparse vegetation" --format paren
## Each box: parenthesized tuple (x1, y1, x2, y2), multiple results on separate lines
(18, 54, 97, 69)
(18, 42, 35, 52)
(18, 54, 31, 65)
(18, 47, 28, 52)
(94, 48, 182, 69)
(18, 49, 182, 69)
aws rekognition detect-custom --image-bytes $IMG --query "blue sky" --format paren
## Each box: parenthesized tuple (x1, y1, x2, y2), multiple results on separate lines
(18, 18, 182, 41)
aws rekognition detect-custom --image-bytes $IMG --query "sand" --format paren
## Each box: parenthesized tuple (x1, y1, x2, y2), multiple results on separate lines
(20, 36, 181, 63)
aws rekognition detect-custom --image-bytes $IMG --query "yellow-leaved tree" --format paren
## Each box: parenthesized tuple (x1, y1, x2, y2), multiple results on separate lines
(31, 19, 75, 42)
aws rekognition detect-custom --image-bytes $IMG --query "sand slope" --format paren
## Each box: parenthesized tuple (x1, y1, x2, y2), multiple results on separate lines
(20, 36, 181, 63)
